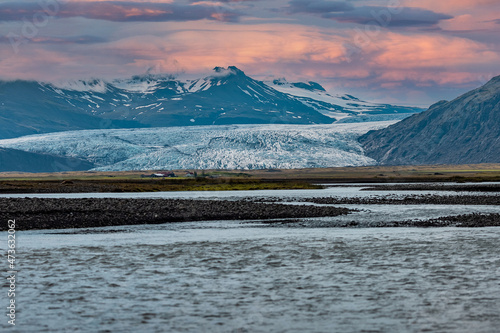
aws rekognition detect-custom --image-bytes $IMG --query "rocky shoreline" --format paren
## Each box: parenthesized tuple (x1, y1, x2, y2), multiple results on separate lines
(0, 198, 351, 231)
(286, 194, 500, 206)
(2, 192, 499, 230)
(359, 184, 500, 192)
(412, 213, 500, 228)
(258, 213, 500, 229)
(345, 213, 500, 228)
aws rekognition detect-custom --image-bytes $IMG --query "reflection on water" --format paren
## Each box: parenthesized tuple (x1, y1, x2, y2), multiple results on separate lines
(4, 226, 500, 332)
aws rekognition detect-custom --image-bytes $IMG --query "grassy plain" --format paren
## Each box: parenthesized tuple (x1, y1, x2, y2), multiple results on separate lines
(1, 164, 500, 193)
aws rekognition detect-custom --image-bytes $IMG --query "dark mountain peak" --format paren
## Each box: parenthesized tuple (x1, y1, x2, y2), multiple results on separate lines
(479, 74, 500, 91)
(268, 78, 325, 92)
(208, 66, 251, 87)
(292, 81, 326, 92)
(487, 74, 500, 83)
(428, 100, 449, 109)
(129, 73, 175, 83)
(212, 66, 245, 77)
(213, 66, 225, 73)
(227, 65, 245, 74)
(359, 74, 500, 165)
(87, 78, 104, 85)
(272, 78, 288, 86)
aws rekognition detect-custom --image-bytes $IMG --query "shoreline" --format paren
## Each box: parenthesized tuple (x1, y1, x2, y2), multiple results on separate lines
(1, 164, 500, 194)
(2, 195, 500, 231)
(0, 198, 350, 231)
(284, 194, 500, 206)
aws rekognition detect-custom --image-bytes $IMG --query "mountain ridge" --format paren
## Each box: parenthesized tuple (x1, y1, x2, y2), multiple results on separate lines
(0, 66, 422, 140)
(359, 75, 500, 165)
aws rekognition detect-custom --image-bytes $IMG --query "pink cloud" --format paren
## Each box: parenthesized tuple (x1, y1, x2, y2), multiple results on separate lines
(369, 33, 499, 70)
(104, 24, 347, 73)
(0, 1, 499, 107)
(401, 0, 500, 32)
(0, 1, 241, 22)
(401, 0, 498, 12)
(2, 23, 498, 88)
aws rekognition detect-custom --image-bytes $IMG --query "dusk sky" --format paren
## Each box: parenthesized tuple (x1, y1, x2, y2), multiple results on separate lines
(1, 0, 499, 106)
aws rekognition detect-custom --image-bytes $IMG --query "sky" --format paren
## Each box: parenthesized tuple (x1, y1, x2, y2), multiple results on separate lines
(0, 0, 499, 106)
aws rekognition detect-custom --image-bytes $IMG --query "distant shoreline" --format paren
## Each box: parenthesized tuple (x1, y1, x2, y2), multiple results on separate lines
(2, 165, 500, 231)
(1, 164, 500, 194)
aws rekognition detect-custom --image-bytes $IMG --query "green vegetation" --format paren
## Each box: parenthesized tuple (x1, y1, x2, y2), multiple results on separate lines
(115, 178, 323, 192)
(0, 177, 322, 194)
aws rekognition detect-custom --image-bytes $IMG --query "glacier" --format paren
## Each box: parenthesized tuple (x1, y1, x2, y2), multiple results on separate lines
(0, 122, 395, 171)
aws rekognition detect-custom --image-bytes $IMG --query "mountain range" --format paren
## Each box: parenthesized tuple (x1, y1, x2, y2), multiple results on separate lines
(0, 66, 421, 140)
(7, 66, 499, 171)
(359, 75, 500, 165)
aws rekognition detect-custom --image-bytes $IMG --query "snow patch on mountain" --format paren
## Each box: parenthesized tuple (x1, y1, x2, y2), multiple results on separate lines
(51, 79, 109, 93)
(270, 82, 367, 110)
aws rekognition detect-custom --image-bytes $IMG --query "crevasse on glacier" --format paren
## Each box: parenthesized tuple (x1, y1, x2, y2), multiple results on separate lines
(0, 122, 395, 171)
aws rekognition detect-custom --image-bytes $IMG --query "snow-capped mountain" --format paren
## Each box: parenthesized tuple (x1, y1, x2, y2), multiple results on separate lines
(0, 66, 422, 139)
(267, 78, 419, 122)
(32, 66, 335, 132)
(0, 122, 394, 171)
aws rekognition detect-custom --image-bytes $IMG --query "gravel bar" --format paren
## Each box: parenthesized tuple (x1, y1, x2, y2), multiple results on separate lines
(0, 198, 351, 231)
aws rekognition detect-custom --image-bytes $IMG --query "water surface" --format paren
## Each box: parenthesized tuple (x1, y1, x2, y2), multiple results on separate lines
(2, 184, 499, 332)
(2, 225, 500, 332)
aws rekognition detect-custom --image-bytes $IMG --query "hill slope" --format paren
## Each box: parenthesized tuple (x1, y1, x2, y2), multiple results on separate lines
(0, 80, 143, 139)
(359, 75, 500, 165)
(0, 147, 94, 172)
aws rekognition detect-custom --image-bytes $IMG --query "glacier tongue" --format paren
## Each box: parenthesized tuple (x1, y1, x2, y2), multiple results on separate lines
(0, 122, 396, 171)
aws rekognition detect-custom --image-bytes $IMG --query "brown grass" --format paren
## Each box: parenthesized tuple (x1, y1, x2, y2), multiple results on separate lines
(1, 164, 500, 193)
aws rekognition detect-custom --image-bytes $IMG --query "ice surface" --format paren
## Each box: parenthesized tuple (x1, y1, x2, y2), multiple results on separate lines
(0, 122, 395, 171)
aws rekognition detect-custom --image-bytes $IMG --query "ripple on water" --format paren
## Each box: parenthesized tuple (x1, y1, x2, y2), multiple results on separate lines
(2, 227, 500, 332)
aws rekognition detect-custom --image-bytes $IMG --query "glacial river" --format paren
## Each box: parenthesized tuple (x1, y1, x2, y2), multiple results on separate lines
(1, 185, 500, 332)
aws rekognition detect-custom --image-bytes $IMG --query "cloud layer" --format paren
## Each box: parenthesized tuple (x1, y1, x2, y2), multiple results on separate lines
(287, 0, 354, 13)
(323, 6, 453, 28)
(0, 1, 241, 22)
(0, 0, 499, 105)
